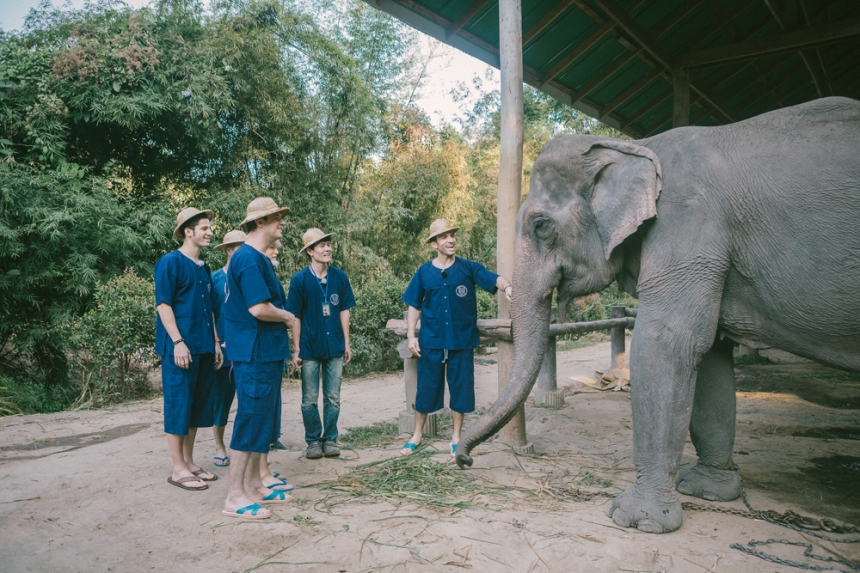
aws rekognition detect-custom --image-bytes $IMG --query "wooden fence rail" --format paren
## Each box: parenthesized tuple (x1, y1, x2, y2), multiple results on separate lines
(385, 307, 637, 433)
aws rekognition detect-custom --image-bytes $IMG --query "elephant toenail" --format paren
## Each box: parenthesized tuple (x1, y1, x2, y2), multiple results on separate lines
(637, 519, 664, 534)
(677, 481, 693, 495)
(611, 508, 631, 528)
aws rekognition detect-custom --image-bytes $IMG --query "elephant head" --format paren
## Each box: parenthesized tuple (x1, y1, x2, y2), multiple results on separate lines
(456, 136, 662, 468)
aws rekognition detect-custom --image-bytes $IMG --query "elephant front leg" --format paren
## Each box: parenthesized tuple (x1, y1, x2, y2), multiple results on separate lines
(675, 336, 742, 501)
(606, 313, 712, 533)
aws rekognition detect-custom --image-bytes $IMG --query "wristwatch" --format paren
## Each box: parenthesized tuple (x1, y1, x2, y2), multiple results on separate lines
(173, 338, 185, 346)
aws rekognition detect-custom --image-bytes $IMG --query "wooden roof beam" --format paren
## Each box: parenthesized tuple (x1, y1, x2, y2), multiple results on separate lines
(445, 0, 492, 40)
(651, 0, 705, 37)
(523, 0, 578, 46)
(539, 20, 615, 85)
(680, 13, 860, 68)
(620, 87, 673, 129)
(599, 68, 661, 118)
(762, 0, 827, 98)
(571, 49, 641, 103)
(589, 0, 735, 122)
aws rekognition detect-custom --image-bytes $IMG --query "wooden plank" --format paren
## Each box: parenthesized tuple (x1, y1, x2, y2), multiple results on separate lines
(680, 14, 860, 68)
(539, 20, 615, 85)
(621, 87, 673, 129)
(672, 68, 690, 127)
(651, 0, 704, 37)
(385, 317, 636, 340)
(446, 0, 493, 40)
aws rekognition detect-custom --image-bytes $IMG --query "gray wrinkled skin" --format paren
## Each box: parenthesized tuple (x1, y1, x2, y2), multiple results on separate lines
(456, 97, 860, 534)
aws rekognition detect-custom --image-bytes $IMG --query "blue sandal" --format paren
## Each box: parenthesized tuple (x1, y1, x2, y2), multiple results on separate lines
(221, 503, 268, 519)
(259, 490, 293, 505)
(214, 455, 229, 467)
(400, 442, 419, 456)
(266, 480, 294, 492)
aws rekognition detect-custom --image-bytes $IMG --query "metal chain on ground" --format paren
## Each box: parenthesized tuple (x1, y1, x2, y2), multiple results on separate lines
(730, 539, 859, 572)
(739, 486, 860, 542)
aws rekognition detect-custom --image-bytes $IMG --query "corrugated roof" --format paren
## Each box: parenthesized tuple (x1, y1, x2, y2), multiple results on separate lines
(363, 0, 860, 137)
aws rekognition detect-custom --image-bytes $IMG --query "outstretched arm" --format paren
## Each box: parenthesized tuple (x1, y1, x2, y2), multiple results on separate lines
(495, 276, 513, 302)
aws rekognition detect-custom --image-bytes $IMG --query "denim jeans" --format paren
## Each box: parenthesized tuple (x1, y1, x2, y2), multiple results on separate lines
(301, 356, 343, 444)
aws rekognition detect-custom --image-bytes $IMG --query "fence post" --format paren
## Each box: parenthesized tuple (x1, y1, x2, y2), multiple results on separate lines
(533, 333, 565, 408)
(397, 314, 436, 436)
(610, 306, 627, 370)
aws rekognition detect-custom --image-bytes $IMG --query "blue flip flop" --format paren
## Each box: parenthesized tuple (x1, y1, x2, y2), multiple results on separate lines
(221, 503, 268, 519)
(214, 455, 230, 467)
(400, 442, 419, 456)
(258, 490, 293, 505)
(266, 480, 294, 492)
(450, 443, 457, 457)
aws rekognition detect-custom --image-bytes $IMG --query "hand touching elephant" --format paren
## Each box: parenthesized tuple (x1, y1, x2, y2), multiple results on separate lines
(455, 97, 860, 533)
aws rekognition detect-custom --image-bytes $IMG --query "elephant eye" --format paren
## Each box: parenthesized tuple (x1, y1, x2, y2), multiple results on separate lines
(532, 216, 554, 242)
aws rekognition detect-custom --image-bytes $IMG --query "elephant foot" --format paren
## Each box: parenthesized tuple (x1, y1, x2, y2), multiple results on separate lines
(675, 463, 742, 502)
(605, 485, 682, 534)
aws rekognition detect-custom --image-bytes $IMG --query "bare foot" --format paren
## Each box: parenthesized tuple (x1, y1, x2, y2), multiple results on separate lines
(187, 463, 216, 481)
(224, 493, 271, 518)
(170, 470, 207, 490)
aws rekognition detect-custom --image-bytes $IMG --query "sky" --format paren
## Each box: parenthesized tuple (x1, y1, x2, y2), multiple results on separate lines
(0, 0, 498, 128)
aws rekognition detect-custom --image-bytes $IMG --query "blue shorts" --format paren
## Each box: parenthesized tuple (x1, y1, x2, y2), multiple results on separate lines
(231, 354, 283, 454)
(416, 348, 475, 414)
(162, 351, 216, 435)
(213, 364, 236, 428)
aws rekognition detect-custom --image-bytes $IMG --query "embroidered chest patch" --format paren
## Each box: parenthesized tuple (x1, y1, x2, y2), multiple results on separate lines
(330, 293, 340, 306)
(456, 285, 468, 297)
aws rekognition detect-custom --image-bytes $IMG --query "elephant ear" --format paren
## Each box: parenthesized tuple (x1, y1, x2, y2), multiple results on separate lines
(585, 140, 662, 260)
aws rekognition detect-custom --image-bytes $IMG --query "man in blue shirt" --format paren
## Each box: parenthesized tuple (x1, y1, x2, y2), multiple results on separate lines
(155, 207, 224, 491)
(287, 228, 356, 460)
(210, 229, 247, 468)
(222, 198, 296, 520)
(401, 219, 512, 457)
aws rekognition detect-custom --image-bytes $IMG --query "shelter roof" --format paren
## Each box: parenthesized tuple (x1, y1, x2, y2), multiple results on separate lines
(363, 0, 860, 138)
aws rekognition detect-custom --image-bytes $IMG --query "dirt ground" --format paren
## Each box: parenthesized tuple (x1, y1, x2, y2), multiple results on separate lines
(1, 340, 859, 573)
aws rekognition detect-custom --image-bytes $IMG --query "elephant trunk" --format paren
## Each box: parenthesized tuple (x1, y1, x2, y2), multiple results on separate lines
(456, 282, 553, 469)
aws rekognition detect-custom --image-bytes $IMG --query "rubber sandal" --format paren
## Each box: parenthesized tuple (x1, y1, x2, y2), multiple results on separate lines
(258, 490, 293, 505)
(214, 456, 230, 467)
(450, 443, 457, 457)
(265, 480, 294, 492)
(221, 503, 269, 519)
(192, 469, 218, 481)
(400, 442, 419, 456)
(168, 475, 208, 491)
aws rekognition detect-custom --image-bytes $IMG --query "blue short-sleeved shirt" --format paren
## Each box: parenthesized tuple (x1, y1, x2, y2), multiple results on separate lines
(224, 243, 291, 363)
(285, 266, 356, 360)
(154, 250, 217, 356)
(211, 268, 229, 362)
(402, 257, 499, 350)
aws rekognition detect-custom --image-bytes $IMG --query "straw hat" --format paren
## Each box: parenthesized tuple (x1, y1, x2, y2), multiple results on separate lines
(173, 207, 215, 239)
(214, 229, 247, 252)
(300, 228, 333, 254)
(425, 218, 459, 243)
(239, 197, 291, 228)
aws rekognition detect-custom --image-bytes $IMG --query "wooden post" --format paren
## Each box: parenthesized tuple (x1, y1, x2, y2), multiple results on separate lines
(397, 316, 436, 436)
(610, 306, 627, 371)
(673, 67, 690, 128)
(497, 0, 533, 454)
(533, 334, 565, 408)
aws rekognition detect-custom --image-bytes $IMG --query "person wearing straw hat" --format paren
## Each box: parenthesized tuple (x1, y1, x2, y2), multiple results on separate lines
(155, 207, 224, 491)
(400, 219, 513, 458)
(210, 229, 247, 468)
(222, 198, 296, 520)
(286, 228, 356, 460)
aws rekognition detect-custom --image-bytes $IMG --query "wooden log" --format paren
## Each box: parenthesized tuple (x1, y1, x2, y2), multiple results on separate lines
(610, 306, 627, 370)
(386, 316, 635, 341)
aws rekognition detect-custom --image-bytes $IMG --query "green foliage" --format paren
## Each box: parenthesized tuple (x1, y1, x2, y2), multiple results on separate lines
(734, 353, 774, 366)
(0, 375, 75, 414)
(0, 161, 171, 387)
(66, 267, 157, 407)
(346, 270, 408, 376)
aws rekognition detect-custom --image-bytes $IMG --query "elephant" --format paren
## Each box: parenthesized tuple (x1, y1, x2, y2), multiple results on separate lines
(455, 97, 860, 533)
